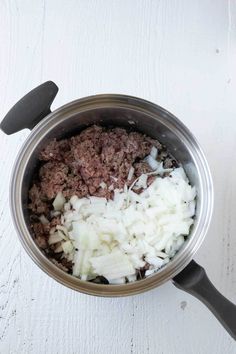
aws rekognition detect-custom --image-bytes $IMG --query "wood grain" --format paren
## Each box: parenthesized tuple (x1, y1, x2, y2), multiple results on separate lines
(0, 1, 236, 353)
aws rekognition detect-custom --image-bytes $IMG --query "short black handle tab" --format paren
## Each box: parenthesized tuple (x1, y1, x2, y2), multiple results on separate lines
(0, 81, 58, 135)
(173, 260, 236, 340)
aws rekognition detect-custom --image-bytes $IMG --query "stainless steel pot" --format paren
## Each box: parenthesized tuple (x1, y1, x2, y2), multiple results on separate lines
(1, 81, 236, 339)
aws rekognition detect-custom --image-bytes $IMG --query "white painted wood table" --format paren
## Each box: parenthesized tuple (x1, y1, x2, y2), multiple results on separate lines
(0, 1, 236, 353)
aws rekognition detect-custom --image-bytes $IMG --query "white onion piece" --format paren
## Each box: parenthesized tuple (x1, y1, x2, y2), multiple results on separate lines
(108, 184, 114, 191)
(127, 166, 135, 181)
(133, 174, 148, 189)
(99, 182, 107, 189)
(100, 234, 112, 243)
(64, 202, 71, 212)
(70, 195, 79, 207)
(155, 251, 169, 259)
(126, 274, 137, 282)
(57, 230, 68, 241)
(56, 225, 69, 237)
(50, 210, 61, 218)
(49, 227, 56, 235)
(39, 215, 49, 225)
(73, 249, 93, 278)
(145, 256, 164, 268)
(62, 240, 74, 254)
(54, 244, 63, 253)
(109, 277, 126, 284)
(90, 250, 136, 281)
(145, 269, 155, 276)
(48, 232, 64, 245)
(150, 146, 158, 159)
(53, 192, 66, 211)
(89, 196, 107, 205)
(145, 155, 159, 170)
(66, 252, 74, 262)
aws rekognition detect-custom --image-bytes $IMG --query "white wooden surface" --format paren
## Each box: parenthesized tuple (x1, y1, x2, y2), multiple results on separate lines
(0, 1, 236, 353)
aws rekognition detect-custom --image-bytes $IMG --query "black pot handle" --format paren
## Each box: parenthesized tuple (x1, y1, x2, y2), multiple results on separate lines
(0, 81, 58, 135)
(173, 260, 236, 340)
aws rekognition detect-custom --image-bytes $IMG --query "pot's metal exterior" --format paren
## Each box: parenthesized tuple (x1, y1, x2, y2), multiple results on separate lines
(10, 94, 213, 296)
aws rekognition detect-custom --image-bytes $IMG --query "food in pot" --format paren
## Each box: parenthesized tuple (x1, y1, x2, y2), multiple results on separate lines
(28, 125, 196, 283)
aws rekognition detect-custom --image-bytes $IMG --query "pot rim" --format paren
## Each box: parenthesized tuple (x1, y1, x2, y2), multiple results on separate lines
(10, 94, 214, 296)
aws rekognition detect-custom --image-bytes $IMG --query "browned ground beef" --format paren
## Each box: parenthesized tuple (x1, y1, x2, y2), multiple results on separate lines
(28, 125, 177, 274)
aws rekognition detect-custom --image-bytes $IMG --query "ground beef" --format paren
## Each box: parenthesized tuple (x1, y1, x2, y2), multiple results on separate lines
(28, 125, 178, 273)
(29, 125, 166, 207)
(133, 161, 152, 176)
(50, 258, 72, 273)
(39, 162, 69, 199)
(137, 262, 150, 280)
(30, 216, 61, 252)
(28, 184, 49, 214)
(39, 139, 70, 161)
(49, 216, 61, 228)
(63, 176, 89, 198)
(31, 222, 48, 249)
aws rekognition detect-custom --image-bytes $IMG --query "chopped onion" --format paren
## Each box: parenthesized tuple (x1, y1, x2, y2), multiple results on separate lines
(49, 227, 56, 235)
(155, 251, 169, 258)
(109, 277, 126, 284)
(53, 192, 66, 211)
(100, 234, 112, 243)
(133, 174, 148, 189)
(50, 210, 61, 218)
(145, 269, 155, 276)
(126, 274, 137, 282)
(56, 225, 69, 237)
(108, 184, 114, 191)
(127, 166, 135, 181)
(70, 195, 79, 206)
(66, 252, 74, 262)
(54, 244, 63, 253)
(89, 196, 107, 205)
(48, 232, 64, 245)
(49, 167, 196, 283)
(111, 176, 118, 182)
(73, 249, 93, 277)
(64, 202, 71, 212)
(145, 256, 164, 268)
(150, 146, 158, 159)
(90, 250, 136, 281)
(99, 182, 107, 189)
(145, 155, 159, 170)
(62, 240, 74, 254)
(57, 230, 68, 241)
(39, 215, 49, 225)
